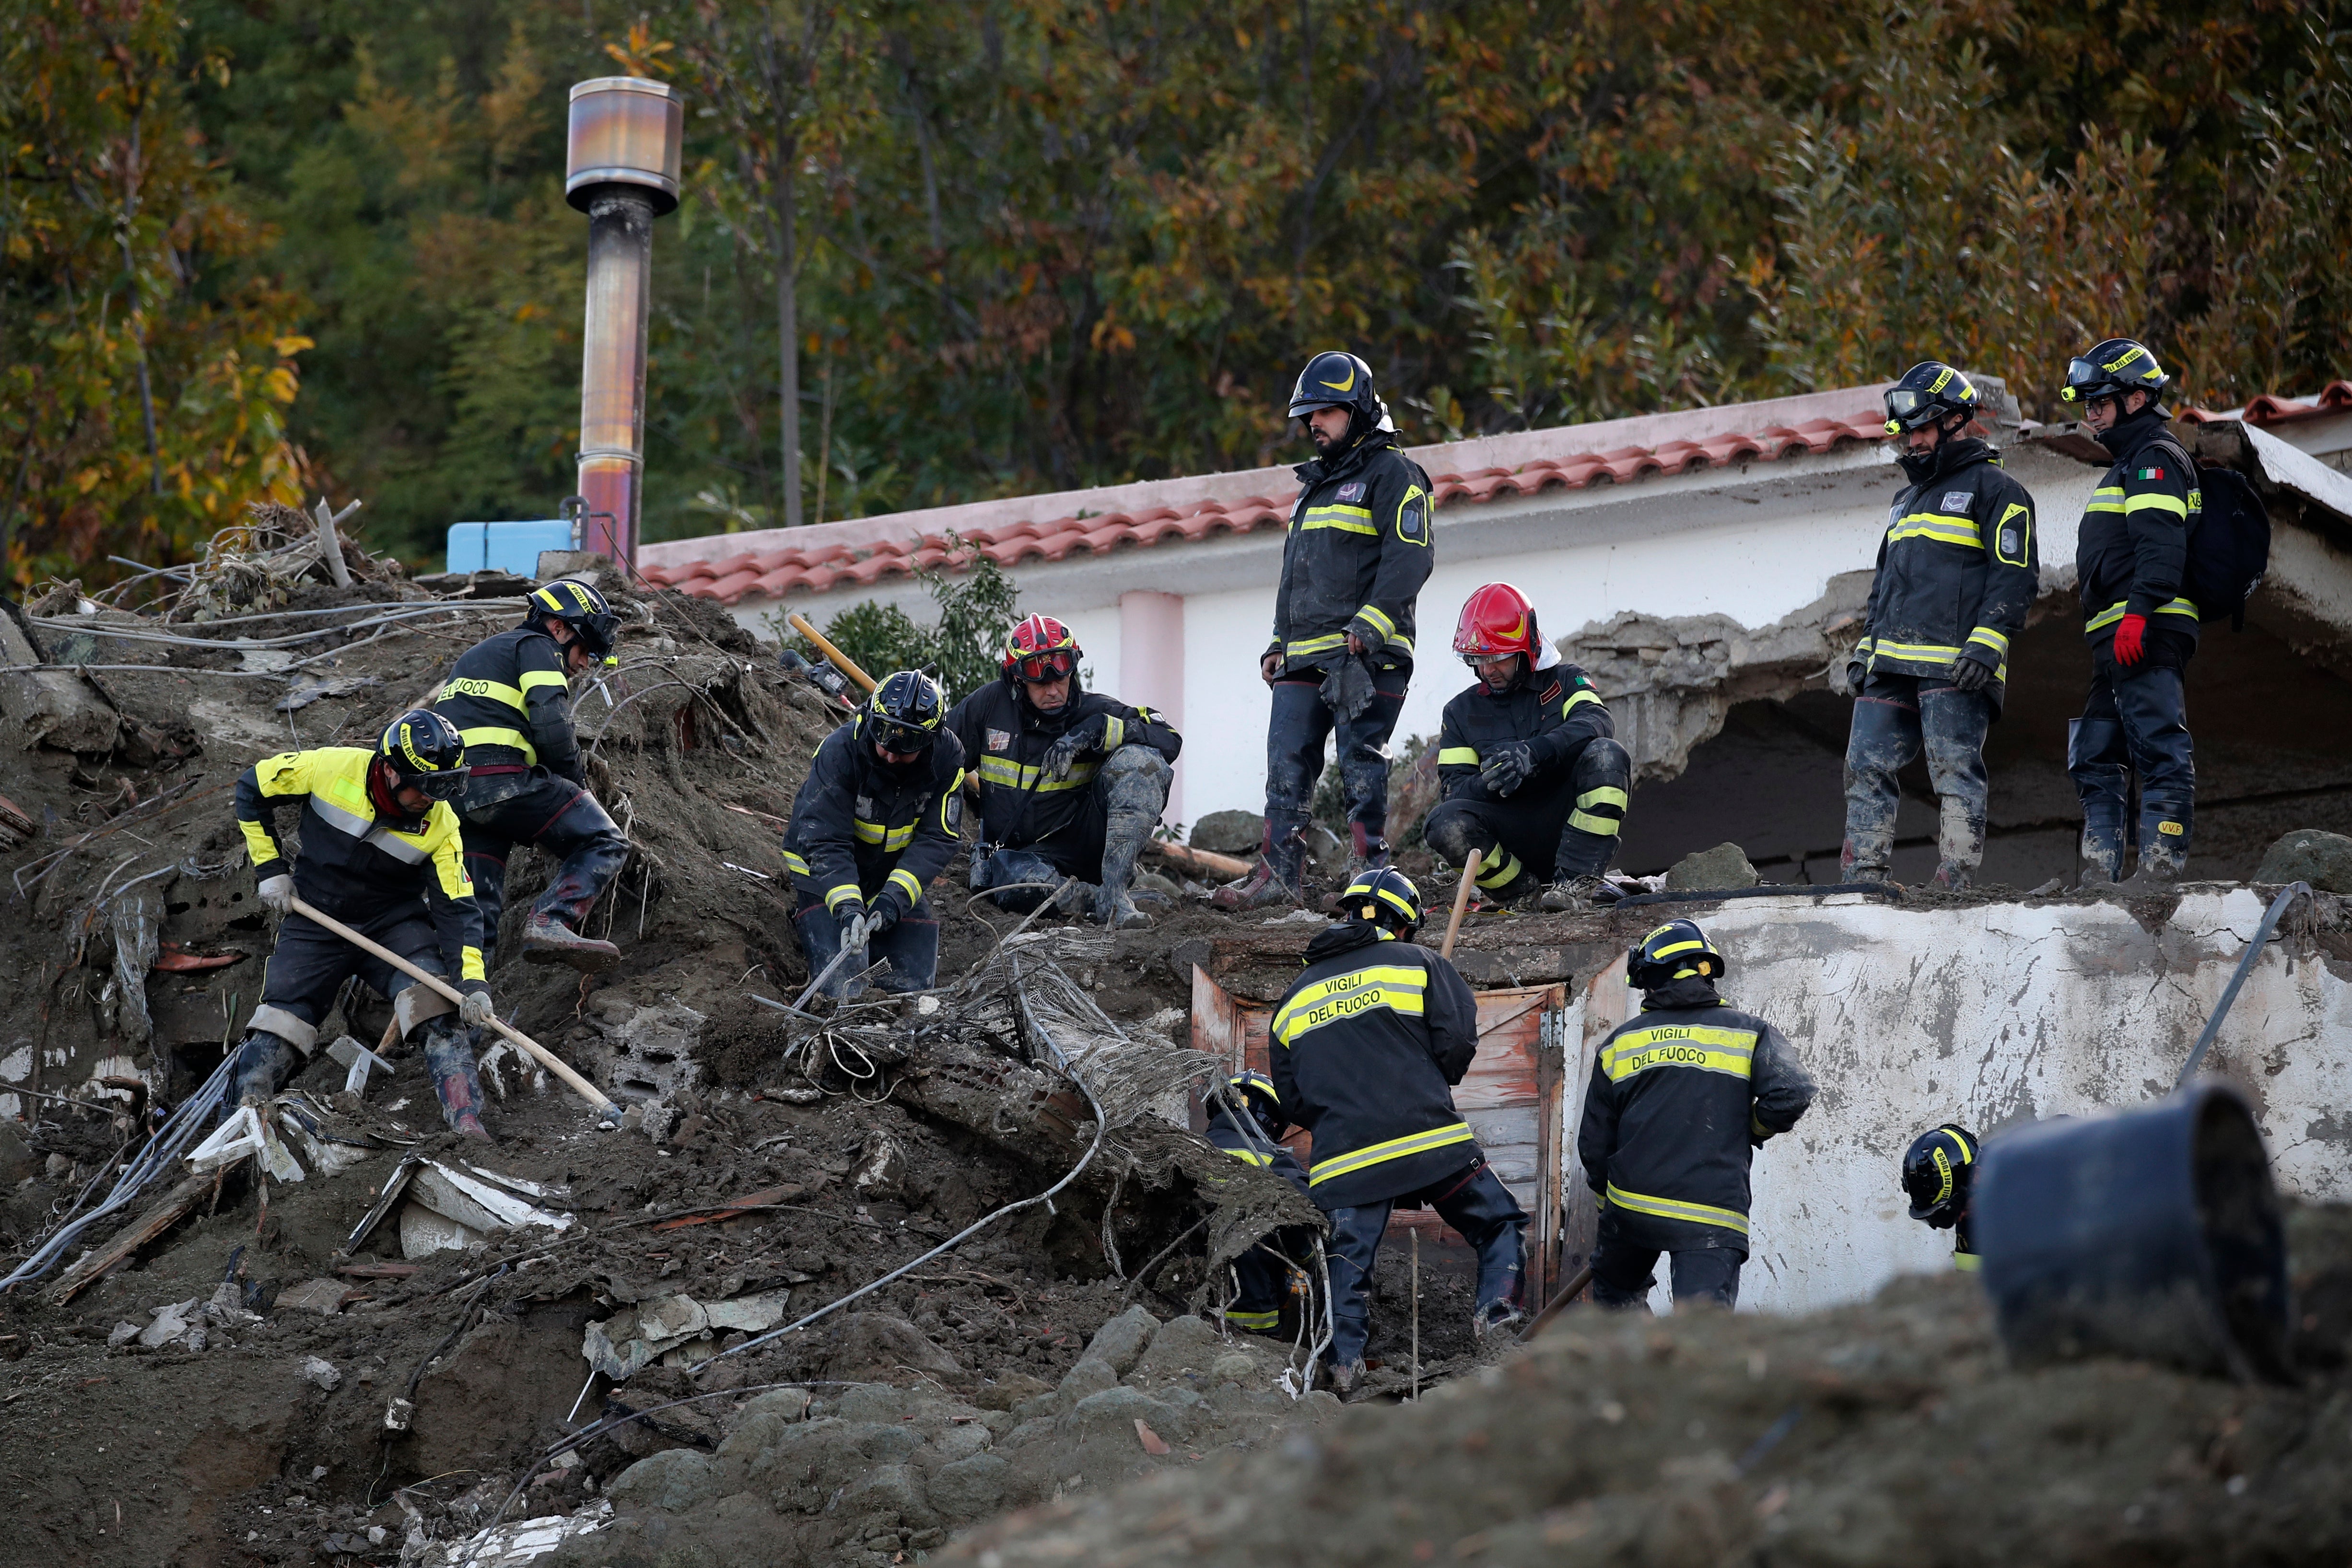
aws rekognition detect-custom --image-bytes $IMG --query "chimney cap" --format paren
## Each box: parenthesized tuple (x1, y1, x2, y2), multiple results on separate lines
(566, 77, 685, 215)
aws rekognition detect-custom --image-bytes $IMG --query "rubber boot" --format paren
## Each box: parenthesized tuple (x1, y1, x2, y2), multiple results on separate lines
(521, 912, 621, 973)
(1345, 822, 1391, 880)
(1212, 823, 1304, 911)
(1538, 874, 1619, 913)
(1470, 1221, 1526, 1336)
(420, 1023, 491, 1139)
(1093, 746, 1169, 928)
(2116, 798, 2191, 892)
(227, 1030, 305, 1108)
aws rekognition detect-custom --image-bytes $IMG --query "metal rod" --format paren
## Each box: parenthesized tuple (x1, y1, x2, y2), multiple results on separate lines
(1516, 1263, 1596, 1344)
(2176, 881, 2312, 1086)
(1440, 849, 1482, 959)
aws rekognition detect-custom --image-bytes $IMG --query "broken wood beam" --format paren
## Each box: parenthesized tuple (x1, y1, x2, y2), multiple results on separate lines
(49, 1158, 245, 1304)
(1148, 840, 1252, 880)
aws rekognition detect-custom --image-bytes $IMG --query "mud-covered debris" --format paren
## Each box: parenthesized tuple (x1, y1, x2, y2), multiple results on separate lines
(421, 1499, 612, 1567)
(300, 1355, 342, 1391)
(582, 1287, 796, 1380)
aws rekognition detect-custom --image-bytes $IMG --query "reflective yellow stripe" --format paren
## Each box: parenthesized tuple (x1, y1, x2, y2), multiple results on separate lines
(1437, 746, 1480, 766)
(977, 757, 1035, 788)
(460, 945, 487, 983)
(1474, 849, 1521, 889)
(1568, 810, 1622, 837)
(517, 669, 569, 694)
(1886, 512, 1982, 548)
(2125, 492, 2188, 517)
(1271, 964, 1428, 1045)
(1223, 1308, 1280, 1329)
(2089, 597, 2197, 632)
(1966, 627, 2010, 654)
(1994, 503, 2032, 566)
(1300, 504, 1377, 535)
(1564, 688, 1603, 714)
(888, 867, 924, 906)
(1284, 633, 1347, 656)
(779, 850, 811, 876)
(1651, 939, 1703, 958)
(1867, 639, 1964, 664)
(1578, 785, 1627, 809)
(1309, 1122, 1474, 1186)
(1853, 636, 1875, 655)
(1605, 1182, 1748, 1236)
(1222, 1147, 1273, 1167)
(1100, 715, 1125, 752)
(1356, 605, 1396, 639)
(1954, 1251, 1982, 1272)
(1602, 1023, 1758, 1082)
(457, 725, 538, 763)
(438, 676, 528, 713)
(2086, 487, 2126, 513)
(2155, 597, 2199, 619)
(852, 818, 916, 852)
(824, 883, 862, 913)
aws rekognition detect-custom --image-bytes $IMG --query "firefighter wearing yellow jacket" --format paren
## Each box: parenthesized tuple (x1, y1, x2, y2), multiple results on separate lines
(1580, 920, 1816, 1308)
(227, 711, 494, 1137)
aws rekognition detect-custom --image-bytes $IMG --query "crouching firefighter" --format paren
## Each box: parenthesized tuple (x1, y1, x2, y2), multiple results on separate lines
(1205, 1071, 1316, 1336)
(1902, 1123, 1982, 1272)
(1580, 920, 1816, 1309)
(1843, 362, 2037, 890)
(782, 671, 966, 998)
(949, 613, 1181, 930)
(227, 711, 495, 1137)
(1270, 869, 1527, 1392)
(1422, 583, 1631, 912)
(433, 579, 632, 970)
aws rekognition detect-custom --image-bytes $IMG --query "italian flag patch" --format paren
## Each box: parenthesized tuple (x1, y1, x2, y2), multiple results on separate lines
(2137, 466, 2165, 480)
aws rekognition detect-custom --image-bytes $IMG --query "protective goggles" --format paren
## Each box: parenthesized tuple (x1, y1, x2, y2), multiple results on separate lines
(2058, 358, 2118, 403)
(868, 717, 936, 755)
(406, 765, 472, 802)
(1459, 648, 1523, 668)
(1882, 387, 1941, 430)
(572, 611, 621, 655)
(1010, 650, 1076, 683)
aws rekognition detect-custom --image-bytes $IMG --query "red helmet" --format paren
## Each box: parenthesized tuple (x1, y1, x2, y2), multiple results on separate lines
(1453, 583, 1541, 663)
(1002, 613, 1080, 682)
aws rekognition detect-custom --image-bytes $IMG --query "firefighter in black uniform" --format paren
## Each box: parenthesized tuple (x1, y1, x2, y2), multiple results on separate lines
(2060, 338, 2200, 887)
(949, 613, 1181, 930)
(1843, 362, 2039, 890)
(433, 579, 632, 971)
(781, 670, 965, 998)
(226, 711, 495, 1136)
(1204, 1071, 1315, 1336)
(1217, 351, 1434, 908)
(1423, 582, 1632, 912)
(1580, 920, 1816, 1309)
(1901, 1123, 1982, 1272)
(1270, 868, 1526, 1391)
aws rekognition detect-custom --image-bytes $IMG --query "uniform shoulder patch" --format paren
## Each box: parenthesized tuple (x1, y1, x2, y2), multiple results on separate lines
(1941, 490, 1972, 511)
(1539, 681, 1563, 704)
(2137, 466, 2166, 481)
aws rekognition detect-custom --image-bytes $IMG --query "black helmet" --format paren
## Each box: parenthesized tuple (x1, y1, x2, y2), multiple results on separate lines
(1883, 361, 1983, 434)
(861, 669, 946, 756)
(2059, 338, 2170, 408)
(377, 709, 470, 803)
(1341, 866, 1424, 938)
(1224, 1071, 1288, 1142)
(1901, 1123, 1979, 1227)
(525, 578, 621, 663)
(1287, 350, 1383, 421)
(1627, 918, 1726, 990)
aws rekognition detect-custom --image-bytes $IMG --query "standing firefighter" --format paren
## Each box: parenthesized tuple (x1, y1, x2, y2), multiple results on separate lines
(1843, 363, 2038, 890)
(2061, 339, 2199, 887)
(949, 613, 1182, 930)
(1902, 1123, 1982, 1272)
(1269, 868, 1526, 1392)
(782, 671, 965, 998)
(1423, 583, 1632, 912)
(1204, 1071, 1315, 1336)
(1580, 920, 1815, 1309)
(1217, 351, 1433, 908)
(433, 580, 632, 970)
(227, 711, 495, 1137)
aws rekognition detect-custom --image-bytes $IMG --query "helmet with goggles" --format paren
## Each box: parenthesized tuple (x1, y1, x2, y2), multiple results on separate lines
(1002, 613, 1081, 686)
(376, 709, 470, 806)
(524, 578, 621, 666)
(1883, 361, 1982, 434)
(862, 669, 946, 757)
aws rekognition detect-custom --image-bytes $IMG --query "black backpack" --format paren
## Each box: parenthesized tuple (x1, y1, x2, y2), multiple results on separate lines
(2155, 434, 2271, 630)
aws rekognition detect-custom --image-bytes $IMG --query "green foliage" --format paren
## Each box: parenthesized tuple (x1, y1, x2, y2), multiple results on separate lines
(782, 539, 1020, 702)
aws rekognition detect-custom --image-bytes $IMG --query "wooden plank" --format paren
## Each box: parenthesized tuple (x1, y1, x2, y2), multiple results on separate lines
(49, 1158, 244, 1304)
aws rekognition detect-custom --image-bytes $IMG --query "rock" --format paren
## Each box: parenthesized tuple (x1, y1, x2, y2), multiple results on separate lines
(1056, 1357, 1121, 1406)
(1190, 810, 1266, 854)
(929, 1452, 1011, 1518)
(276, 1278, 348, 1317)
(1209, 1351, 1256, 1383)
(825, 1312, 963, 1383)
(739, 1386, 810, 1424)
(1664, 841, 1759, 891)
(2256, 829, 2352, 893)
(108, 1321, 141, 1348)
(972, 1372, 1053, 1411)
(1078, 1305, 1159, 1376)
(1128, 1314, 1222, 1382)
(836, 1384, 910, 1424)
(0, 1118, 31, 1186)
(850, 1130, 906, 1201)
(607, 1448, 722, 1514)
(1065, 1386, 1196, 1445)
(835, 1462, 934, 1527)
(914, 1422, 991, 1470)
(138, 1299, 200, 1349)
(301, 1356, 342, 1392)
(1133, 870, 1184, 898)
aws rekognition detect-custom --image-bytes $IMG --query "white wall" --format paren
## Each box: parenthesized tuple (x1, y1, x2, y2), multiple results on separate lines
(1570, 889, 2352, 1316)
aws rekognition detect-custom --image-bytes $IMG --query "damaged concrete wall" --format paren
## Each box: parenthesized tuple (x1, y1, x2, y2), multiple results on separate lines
(1561, 889, 2352, 1317)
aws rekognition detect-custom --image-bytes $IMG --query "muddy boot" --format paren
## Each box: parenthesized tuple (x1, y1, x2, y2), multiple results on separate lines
(1538, 874, 1619, 913)
(1053, 879, 1099, 917)
(1471, 1299, 1527, 1339)
(227, 1030, 305, 1108)
(1345, 822, 1392, 879)
(1931, 862, 1972, 892)
(420, 1023, 491, 1139)
(1324, 1359, 1365, 1397)
(1212, 824, 1304, 911)
(1090, 885, 1151, 930)
(1093, 744, 1170, 927)
(521, 912, 621, 973)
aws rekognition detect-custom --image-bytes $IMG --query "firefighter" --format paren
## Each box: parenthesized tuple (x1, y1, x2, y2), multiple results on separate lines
(1843, 362, 2039, 890)
(949, 613, 1182, 930)
(1269, 867, 1526, 1392)
(1580, 920, 1816, 1309)
(226, 711, 494, 1137)
(1901, 1123, 1982, 1272)
(1204, 1071, 1315, 1336)
(1216, 351, 1434, 909)
(1422, 583, 1631, 912)
(2060, 338, 2199, 887)
(781, 670, 965, 998)
(433, 579, 632, 971)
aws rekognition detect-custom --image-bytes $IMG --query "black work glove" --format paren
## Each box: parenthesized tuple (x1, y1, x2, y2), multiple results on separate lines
(1946, 648, 1998, 693)
(1043, 714, 1114, 782)
(1479, 741, 1536, 797)
(868, 897, 903, 936)
(1844, 656, 1868, 696)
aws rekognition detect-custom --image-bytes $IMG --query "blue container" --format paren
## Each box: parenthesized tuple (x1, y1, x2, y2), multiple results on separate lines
(445, 519, 577, 577)
(1976, 1077, 2290, 1381)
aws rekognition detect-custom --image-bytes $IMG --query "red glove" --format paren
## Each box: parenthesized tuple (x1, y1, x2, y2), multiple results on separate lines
(2112, 613, 2147, 667)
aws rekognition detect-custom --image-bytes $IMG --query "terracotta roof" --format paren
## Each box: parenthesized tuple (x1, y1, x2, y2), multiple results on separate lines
(2183, 380, 2352, 428)
(640, 413, 1895, 604)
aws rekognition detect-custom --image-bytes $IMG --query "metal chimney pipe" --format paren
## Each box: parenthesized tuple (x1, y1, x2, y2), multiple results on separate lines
(565, 77, 684, 564)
